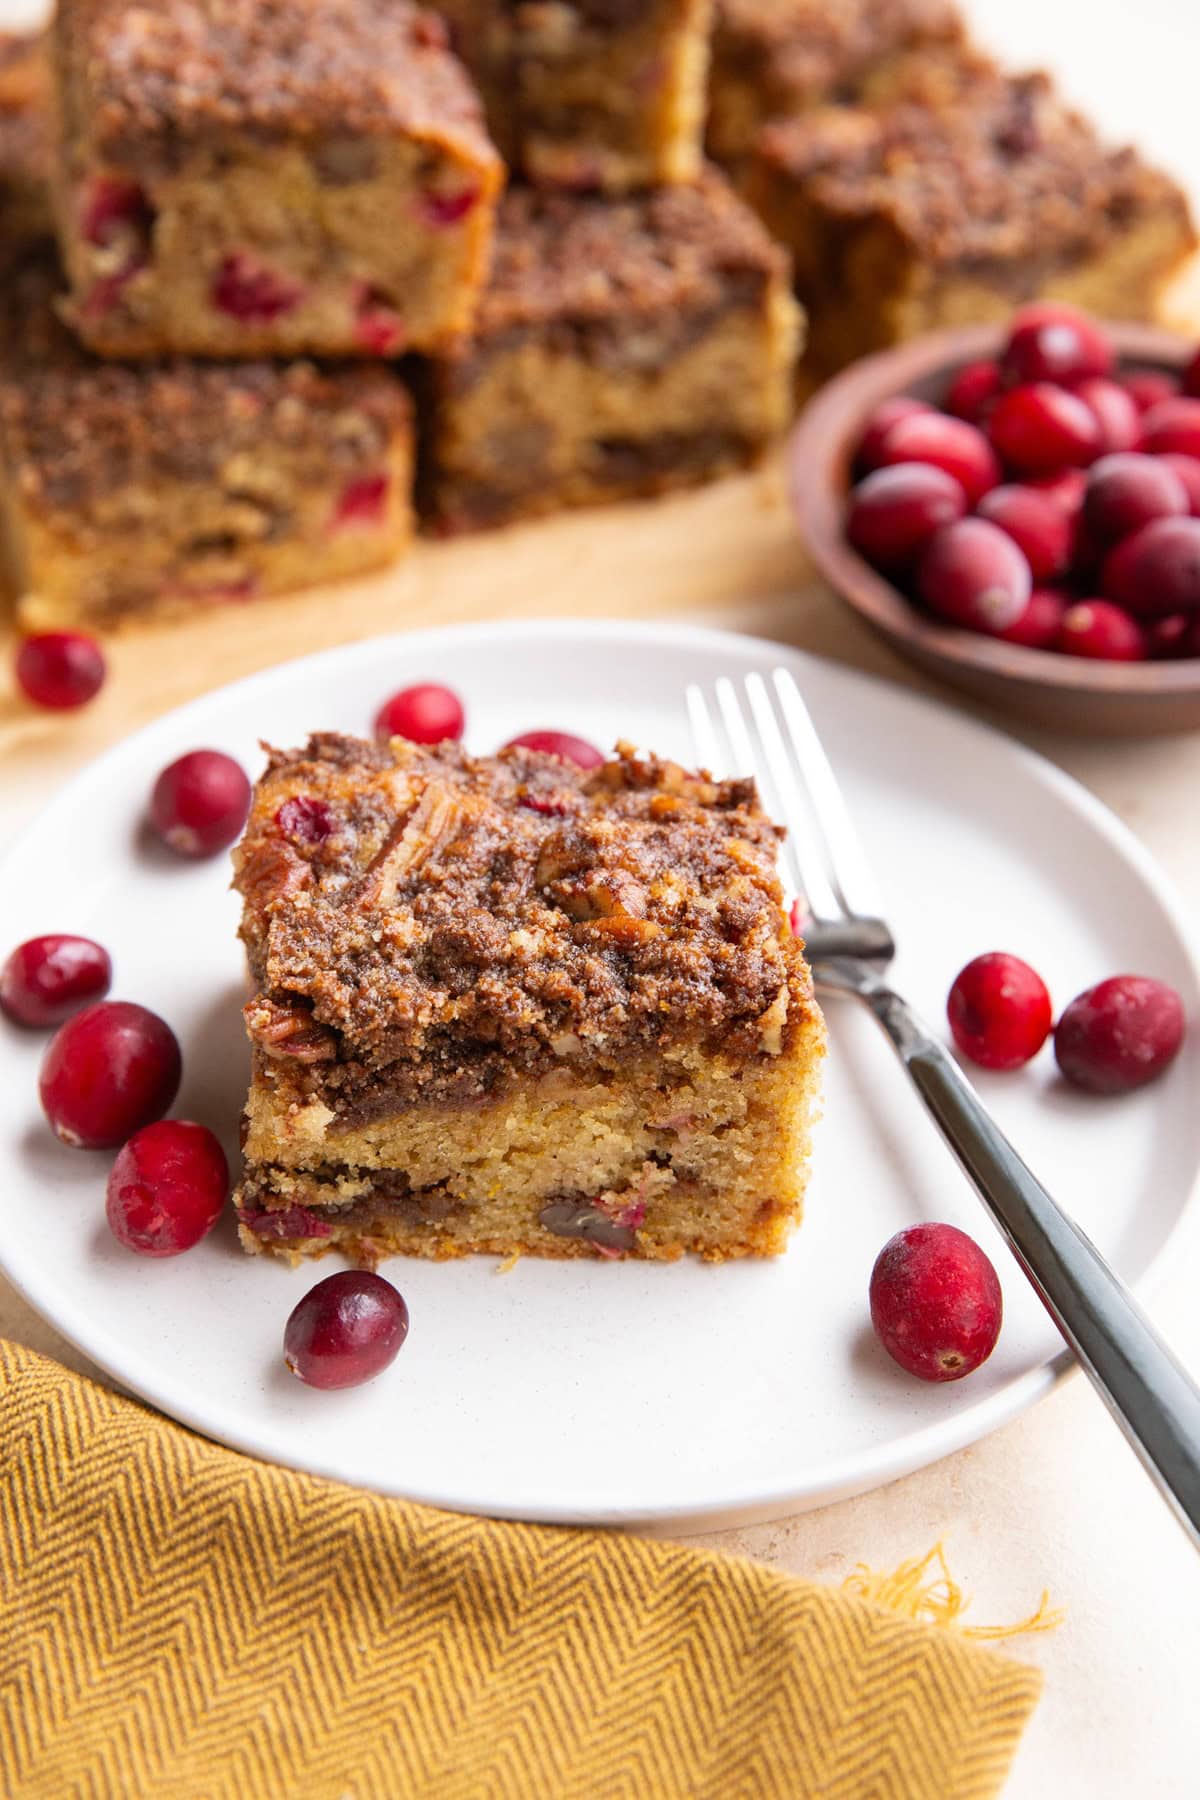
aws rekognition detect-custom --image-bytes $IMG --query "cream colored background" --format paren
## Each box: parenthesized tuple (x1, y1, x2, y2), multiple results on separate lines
(4, 2, 1200, 1794)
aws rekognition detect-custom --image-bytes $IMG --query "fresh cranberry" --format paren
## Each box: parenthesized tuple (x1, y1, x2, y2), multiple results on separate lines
(988, 383, 1102, 474)
(869, 1222, 1003, 1382)
(1122, 369, 1179, 414)
(1026, 468, 1088, 517)
(420, 184, 480, 228)
(353, 284, 405, 354)
(106, 1120, 228, 1256)
(15, 633, 106, 710)
(996, 588, 1068, 650)
(149, 750, 252, 858)
(1139, 397, 1200, 460)
(504, 730, 605, 768)
(856, 396, 932, 472)
(846, 463, 966, 570)
(944, 359, 1002, 424)
(212, 253, 303, 323)
(1055, 976, 1185, 1094)
(947, 952, 1052, 1070)
(1101, 516, 1200, 616)
(1146, 614, 1192, 659)
(275, 795, 336, 845)
(1058, 600, 1145, 661)
(875, 412, 1000, 505)
(916, 518, 1031, 634)
(284, 1271, 410, 1389)
(1001, 303, 1114, 385)
(39, 1001, 181, 1149)
(374, 682, 465, 744)
(1158, 454, 1200, 516)
(1083, 453, 1189, 547)
(1073, 377, 1141, 454)
(1183, 349, 1200, 400)
(976, 485, 1071, 582)
(332, 473, 389, 529)
(1, 935, 112, 1029)
(81, 175, 154, 248)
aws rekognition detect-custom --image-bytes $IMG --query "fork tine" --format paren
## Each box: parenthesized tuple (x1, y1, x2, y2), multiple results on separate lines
(741, 672, 842, 923)
(771, 668, 885, 921)
(688, 680, 804, 903)
(713, 677, 810, 909)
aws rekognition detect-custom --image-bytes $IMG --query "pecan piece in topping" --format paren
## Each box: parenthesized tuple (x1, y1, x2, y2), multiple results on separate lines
(246, 997, 337, 1062)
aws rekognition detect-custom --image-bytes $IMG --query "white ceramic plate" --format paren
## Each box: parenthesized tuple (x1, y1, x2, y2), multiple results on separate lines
(3, 619, 1198, 1527)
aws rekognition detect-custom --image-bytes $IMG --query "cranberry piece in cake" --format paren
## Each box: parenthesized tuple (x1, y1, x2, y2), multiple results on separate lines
(230, 734, 825, 1266)
(423, 175, 800, 532)
(52, 0, 503, 357)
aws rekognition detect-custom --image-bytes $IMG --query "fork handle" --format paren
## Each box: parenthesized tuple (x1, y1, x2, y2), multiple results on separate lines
(861, 977, 1200, 1549)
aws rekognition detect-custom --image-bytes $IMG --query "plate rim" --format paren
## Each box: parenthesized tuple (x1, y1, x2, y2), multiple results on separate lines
(3, 615, 1198, 1527)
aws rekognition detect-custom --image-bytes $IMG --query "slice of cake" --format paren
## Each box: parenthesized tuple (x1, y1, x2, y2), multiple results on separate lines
(707, 0, 964, 166)
(438, 0, 713, 192)
(231, 734, 825, 1265)
(0, 254, 415, 632)
(50, 0, 503, 357)
(421, 171, 801, 533)
(745, 65, 1196, 380)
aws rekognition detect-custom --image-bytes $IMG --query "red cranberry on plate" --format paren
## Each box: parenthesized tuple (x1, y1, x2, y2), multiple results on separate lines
(947, 952, 1053, 1070)
(976, 484, 1071, 582)
(39, 1000, 181, 1149)
(1058, 600, 1145, 661)
(1, 934, 112, 1028)
(1055, 975, 1185, 1094)
(944, 359, 1002, 424)
(1073, 376, 1141, 455)
(874, 410, 1000, 505)
(988, 382, 1102, 474)
(996, 587, 1068, 650)
(916, 518, 1031, 634)
(1121, 369, 1180, 414)
(1083, 453, 1189, 548)
(856, 395, 933, 472)
(1101, 516, 1200, 616)
(374, 681, 465, 744)
(150, 749, 252, 858)
(846, 463, 967, 570)
(1000, 302, 1114, 386)
(15, 632, 106, 710)
(106, 1120, 229, 1256)
(284, 1270, 410, 1389)
(1139, 397, 1200, 460)
(504, 729, 604, 768)
(869, 1222, 1003, 1382)
(1157, 454, 1200, 516)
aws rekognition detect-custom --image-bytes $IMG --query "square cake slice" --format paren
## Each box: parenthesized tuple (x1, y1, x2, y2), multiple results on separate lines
(421, 171, 801, 533)
(0, 254, 415, 632)
(51, 0, 503, 357)
(437, 0, 713, 192)
(707, 0, 964, 166)
(745, 66, 1197, 380)
(231, 735, 825, 1265)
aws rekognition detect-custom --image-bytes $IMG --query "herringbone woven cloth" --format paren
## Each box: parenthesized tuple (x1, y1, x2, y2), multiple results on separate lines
(0, 1340, 1039, 1799)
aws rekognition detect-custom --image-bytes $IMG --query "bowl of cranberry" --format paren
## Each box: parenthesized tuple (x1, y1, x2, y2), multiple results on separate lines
(788, 303, 1200, 733)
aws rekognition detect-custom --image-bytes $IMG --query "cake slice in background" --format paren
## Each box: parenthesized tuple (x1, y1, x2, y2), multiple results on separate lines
(232, 734, 825, 1265)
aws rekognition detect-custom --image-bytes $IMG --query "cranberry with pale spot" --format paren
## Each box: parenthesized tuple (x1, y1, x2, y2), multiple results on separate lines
(1001, 303, 1113, 385)
(16, 632, 105, 710)
(106, 1120, 229, 1256)
(1055, 976, 1185, 1095)
(944, 359, 1002, 424)
(988, 382, 1102, 474)
(1058, 600, 1145, 661)
(996, 588, 1067, 650)
(1101, 516, 1200, 616)
(39, 1001, 181, 1149)
(284, 1271, 410, 1390)
(846, 463, 966, 570)
(976, 485, 1071, 582)
(916, 518, 1031, 634)
(856, 396, 932, 472)
(1, 935, 112, 1028)
(947, 952, 1052, 1070)
(869, 1223, 1003, 1383)
(874, 411, 1000, 505)
(150, 749, 251, 858)
(374, 682, 465, 744)
(504, 729, 604, 768)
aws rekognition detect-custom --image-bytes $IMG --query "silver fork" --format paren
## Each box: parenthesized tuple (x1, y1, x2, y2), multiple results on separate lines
(687, 666, 1200, 1549)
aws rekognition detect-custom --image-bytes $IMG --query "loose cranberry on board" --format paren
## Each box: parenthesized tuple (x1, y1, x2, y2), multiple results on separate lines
(1, 935, 112, 1028)
(869, 1223, 1003, 1382)
(15, 633, 106, 710)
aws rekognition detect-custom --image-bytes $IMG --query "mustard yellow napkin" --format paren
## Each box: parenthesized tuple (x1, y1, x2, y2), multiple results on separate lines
(0, 1341, 1039, 1799)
